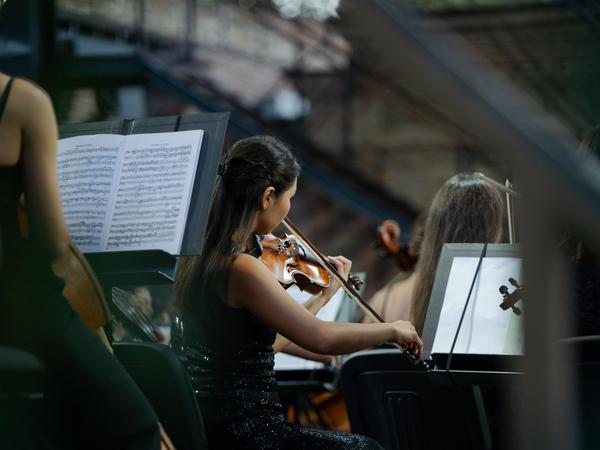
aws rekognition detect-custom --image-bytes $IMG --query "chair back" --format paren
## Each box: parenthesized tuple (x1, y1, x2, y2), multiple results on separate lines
(560, 336, 600, 449)
(113, 341, 208, 450)
(341, 349, 489, 450)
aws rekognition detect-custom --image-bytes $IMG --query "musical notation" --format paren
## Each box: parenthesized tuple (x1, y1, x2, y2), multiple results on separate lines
(57, 130, 204, 254)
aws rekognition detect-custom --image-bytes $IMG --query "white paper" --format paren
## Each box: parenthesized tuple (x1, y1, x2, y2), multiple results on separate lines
(57, 130, 204, 254)
(431, 257, 524, 356)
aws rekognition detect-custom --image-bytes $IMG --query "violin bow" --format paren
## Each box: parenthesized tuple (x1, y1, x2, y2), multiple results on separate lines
(505, 179, 516, 244)
(281, 218, 420, 360)
(475, 172, 520, 244)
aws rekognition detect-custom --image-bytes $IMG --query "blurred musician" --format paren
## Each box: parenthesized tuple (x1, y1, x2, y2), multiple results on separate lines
(411, 173, 505, 335)
(0, 73, 162, 449)
(175, 135, 423, 449)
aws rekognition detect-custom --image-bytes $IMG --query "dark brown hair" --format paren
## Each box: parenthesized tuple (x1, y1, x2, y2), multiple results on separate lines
(175, 136, 300, 310)
(410, 173, 504, 334)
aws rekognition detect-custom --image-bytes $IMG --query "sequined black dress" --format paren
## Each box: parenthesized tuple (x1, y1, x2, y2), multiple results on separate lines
(179, 261, 383, 449)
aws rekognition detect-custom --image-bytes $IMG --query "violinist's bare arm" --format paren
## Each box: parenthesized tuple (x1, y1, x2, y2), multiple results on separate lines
(281, 342, 335, 365)
(229, 254, 423, 356)
(273, 255, 348, 352)
(16, 79, 70, 260)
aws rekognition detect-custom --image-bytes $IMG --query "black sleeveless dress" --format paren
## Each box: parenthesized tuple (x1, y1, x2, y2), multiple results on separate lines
(0, 77, 161, 450)
(178, 245, 383, 449)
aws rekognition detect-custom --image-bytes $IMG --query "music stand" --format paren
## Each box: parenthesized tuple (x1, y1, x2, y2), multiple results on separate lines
(421, 244, 524, 386)
(59, 112, 229, 286)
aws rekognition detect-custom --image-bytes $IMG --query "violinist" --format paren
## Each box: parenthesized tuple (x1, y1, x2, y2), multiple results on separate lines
(411, 172, 505, 334)
(174, 135, 422, 449)
(0, 73, 162, 449)
(363, 212, 426, 323)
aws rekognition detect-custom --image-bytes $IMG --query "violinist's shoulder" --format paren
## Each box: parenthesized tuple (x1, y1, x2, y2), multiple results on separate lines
(230, 253, 278, 301)
(231, 253, 269, 279)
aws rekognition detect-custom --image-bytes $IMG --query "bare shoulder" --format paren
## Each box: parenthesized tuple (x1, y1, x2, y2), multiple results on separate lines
(229, 253, 282, 307)
(231, 253, 272, 282)
(11, 78, 54, 122)
(13, 78, 52, 106)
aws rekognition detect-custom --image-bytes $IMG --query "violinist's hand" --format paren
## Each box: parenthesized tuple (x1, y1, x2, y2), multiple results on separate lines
(320, 255, 351, 298)
(379, 219, 401, 243)
(391, 320, 423, 357)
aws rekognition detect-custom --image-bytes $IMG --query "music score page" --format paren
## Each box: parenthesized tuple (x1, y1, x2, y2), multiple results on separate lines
(431, 257, 523, 356)
(57, 130, 204, 255)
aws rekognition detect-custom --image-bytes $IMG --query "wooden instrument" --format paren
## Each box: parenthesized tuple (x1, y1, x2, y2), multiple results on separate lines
(260, 233, 363, 294)
(18, 202, 110, 331)
(52, 242, 111, 330)
(376, 219, 417, 272)
(280, 218, 424, 366)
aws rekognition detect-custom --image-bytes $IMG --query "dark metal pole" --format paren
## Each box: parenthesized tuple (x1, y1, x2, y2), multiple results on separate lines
(184, 0, 197, 61)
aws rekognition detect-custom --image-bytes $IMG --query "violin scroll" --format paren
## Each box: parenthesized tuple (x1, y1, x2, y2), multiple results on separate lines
(376, 219, 417, 272)
(499, 277, 524, 316)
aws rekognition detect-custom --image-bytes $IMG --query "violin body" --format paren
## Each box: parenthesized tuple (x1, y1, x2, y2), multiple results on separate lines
(18, 203, 110, 331)
(52, 242, 111, 331)
(260, 234, 331, 294)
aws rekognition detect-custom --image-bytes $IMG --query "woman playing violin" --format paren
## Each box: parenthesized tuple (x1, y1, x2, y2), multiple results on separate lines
(0, 72, 162, 449)
(175, 135, 422, 449)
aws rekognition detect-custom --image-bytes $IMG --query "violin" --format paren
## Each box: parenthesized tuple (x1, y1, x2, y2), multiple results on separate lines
(18, 201, 110, 332)
(273, 218, 425, 367)
(259, 233, 363, 295)
(376, 219, 417, 272)
(260, 234, 331, 294)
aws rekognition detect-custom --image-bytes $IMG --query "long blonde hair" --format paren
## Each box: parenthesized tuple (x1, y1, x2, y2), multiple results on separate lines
(411, 173, 504, 334)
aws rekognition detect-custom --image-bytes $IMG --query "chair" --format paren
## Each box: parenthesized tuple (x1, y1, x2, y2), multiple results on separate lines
(0, 345, 47, 448)
(559, 336, 600, 449)
(0, 345, 45, 396)
(341, 349, 490, 450)
(113, 341, 208, 450)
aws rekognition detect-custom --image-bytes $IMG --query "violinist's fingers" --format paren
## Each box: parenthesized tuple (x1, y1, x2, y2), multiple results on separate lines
(414, 335, 424, 357)
(334, 255, 352, 276)
(382, 219, 401, 240)
(326, 256, 343, 274)
(327, 256, 352, 280)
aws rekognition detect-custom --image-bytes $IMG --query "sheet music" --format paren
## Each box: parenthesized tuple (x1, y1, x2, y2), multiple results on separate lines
(57, 134, 124, 251)
(58, 130, 204, 254)
(431, 257, 523, 355)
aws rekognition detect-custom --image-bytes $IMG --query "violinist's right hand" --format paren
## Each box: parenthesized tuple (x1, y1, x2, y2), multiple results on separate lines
(390, 320, 423, 357)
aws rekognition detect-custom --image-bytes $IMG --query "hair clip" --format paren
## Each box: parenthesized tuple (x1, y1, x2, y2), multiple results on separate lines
(218, 161, 229, 177)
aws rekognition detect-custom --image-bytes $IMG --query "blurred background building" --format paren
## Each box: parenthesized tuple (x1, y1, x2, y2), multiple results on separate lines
(1, 0, 598, 293)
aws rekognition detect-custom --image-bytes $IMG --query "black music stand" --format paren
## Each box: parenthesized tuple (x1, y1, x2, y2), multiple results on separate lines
(58, 113, 229, 287)
(420, 243, 524, 386)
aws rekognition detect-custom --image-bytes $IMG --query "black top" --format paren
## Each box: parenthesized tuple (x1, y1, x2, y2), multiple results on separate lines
(181, 281, 283, 429)
(0, 77, 64, 309)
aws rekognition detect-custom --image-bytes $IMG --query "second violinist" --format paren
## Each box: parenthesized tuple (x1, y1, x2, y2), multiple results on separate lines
(174, 135, 422, 450)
